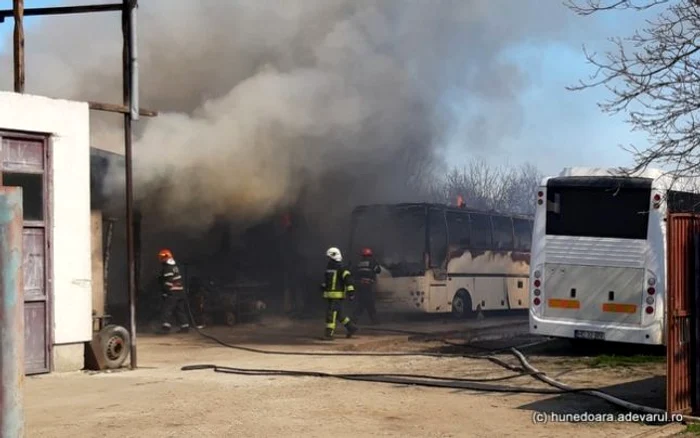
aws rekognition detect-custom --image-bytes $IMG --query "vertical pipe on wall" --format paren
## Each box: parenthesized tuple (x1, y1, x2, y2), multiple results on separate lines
(0, 186, 25, 437)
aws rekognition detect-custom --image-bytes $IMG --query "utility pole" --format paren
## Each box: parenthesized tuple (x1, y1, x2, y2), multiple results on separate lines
(122, 0, 139, 369)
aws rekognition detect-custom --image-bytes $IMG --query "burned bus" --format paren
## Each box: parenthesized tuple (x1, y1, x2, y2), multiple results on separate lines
(348, 203, 533, 318)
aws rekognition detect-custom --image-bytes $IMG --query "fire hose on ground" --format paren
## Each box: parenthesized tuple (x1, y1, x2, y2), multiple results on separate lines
(177, 293, 687, 423)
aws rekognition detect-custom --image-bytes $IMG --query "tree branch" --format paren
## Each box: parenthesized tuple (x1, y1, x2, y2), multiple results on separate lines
(567, 0, 700, 178)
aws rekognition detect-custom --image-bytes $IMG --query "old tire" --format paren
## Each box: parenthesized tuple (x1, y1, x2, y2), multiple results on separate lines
(452, 290, 476, 319)
(98, 324, 130, 369)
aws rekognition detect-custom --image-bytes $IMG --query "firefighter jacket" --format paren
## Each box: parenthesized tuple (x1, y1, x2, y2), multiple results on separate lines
(160, 260, 184, 294)
(355, 257, 381, 283)
(321, 260, 355, 300)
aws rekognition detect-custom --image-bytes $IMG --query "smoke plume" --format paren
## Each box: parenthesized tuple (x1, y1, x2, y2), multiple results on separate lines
(0, 0, 578, 237)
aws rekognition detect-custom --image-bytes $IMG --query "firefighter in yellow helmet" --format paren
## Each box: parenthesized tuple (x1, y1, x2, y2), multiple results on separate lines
(320, 247, 358, 340)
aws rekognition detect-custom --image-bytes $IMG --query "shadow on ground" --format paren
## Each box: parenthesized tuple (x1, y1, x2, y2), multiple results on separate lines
(518, 376, 666, 415)
(526, 338, 666, 358)
(432, 336, 667, 358)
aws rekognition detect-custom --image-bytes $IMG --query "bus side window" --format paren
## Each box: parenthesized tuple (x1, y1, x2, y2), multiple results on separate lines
(428, 209, 448, 268)
(491, 215, 514, 250)
(513, 218, 532, 251)
(446, 211, 470, 247)
(469, 213, 492, 249)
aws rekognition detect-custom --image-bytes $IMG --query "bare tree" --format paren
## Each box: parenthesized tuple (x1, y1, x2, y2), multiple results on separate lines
(430, 159, 543, 215)
(566, 0, 700, 177)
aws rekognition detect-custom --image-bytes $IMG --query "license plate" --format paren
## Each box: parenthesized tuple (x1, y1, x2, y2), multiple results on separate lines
(574, 330, 605, 340)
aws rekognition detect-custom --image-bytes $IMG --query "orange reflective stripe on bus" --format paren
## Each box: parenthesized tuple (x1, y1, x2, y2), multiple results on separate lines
(547, 299, 580, 309)
(602, 303, 637, 313)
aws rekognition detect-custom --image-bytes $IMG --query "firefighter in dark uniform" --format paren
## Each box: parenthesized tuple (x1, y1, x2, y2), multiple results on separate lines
(320, 247, 359, 340)
(158, 249, 190, 334)
(352, 247, 382, 325)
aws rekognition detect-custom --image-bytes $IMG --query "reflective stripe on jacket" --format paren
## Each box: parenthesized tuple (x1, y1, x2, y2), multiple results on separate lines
(322, 264, 355, 299)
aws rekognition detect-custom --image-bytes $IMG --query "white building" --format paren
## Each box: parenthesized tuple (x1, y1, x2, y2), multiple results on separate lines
(0, 91, 93, 374)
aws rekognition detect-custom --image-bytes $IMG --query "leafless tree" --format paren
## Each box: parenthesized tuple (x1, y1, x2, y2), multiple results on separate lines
(429, 159, 543, 215)
(566, 0, 700, 178)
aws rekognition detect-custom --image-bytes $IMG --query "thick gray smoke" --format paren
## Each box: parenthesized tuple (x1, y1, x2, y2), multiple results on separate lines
(0, 0, 581, 238)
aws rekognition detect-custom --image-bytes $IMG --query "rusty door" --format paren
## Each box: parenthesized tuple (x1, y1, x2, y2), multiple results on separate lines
(0, 134, 51, 375)
(666, 213, 699, 414)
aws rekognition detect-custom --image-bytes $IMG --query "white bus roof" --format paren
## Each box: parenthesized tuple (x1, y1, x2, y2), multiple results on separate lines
(543, 167, 700, 192)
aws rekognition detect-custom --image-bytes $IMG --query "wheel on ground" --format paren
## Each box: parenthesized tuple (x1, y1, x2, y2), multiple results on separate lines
(452, 290, 477, 319)
(98, 324, 131, 369)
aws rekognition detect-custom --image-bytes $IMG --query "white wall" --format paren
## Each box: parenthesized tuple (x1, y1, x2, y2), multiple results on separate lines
(0, 91, 92, 346)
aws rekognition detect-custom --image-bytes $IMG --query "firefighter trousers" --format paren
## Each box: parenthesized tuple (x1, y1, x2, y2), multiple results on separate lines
(352, 284, 378, 324)
(325, 298, 357, 338)
(161, 292, 189, 329)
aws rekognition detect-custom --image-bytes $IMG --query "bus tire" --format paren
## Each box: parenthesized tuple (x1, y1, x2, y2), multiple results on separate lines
(452, 290, 476, 319)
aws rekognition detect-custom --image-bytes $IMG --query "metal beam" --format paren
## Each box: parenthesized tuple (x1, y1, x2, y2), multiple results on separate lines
(12, 0, 24, 93)
(88, 101, 157, 117)
(0, 4, 122, 22)
(0, 187, 24, 437)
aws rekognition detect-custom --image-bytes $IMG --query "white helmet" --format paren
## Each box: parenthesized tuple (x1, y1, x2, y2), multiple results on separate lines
(326, 247, 342, 262)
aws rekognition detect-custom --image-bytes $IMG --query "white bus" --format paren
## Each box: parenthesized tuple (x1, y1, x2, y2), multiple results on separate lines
(348, 202, 534, 318)
(529, 167, 700, 345)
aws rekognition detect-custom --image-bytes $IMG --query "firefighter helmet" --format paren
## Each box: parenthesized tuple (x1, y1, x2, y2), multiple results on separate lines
(326, 247, 342, 262)
(361, 248, 373, 257)
(158, 248, 173, 262)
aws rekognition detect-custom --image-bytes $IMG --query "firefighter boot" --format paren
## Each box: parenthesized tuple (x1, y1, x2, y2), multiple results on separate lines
(345, 320, 358, 338)
(323, 328, 334, 340)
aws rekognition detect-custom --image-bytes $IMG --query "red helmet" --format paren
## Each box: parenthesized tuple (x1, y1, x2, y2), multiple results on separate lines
(158, 248, 173, 262)
(361, 248, 373, 257)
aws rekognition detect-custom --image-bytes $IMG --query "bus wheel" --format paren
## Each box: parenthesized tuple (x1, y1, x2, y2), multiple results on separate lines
(452, 290, 476, 319)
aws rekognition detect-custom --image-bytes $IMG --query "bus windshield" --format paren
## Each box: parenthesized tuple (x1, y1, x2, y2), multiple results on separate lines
(545, 177, 652, 240)
(349, 205, 426, 275)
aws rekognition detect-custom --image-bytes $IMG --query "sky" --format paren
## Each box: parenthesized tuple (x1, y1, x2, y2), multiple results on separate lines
(0, 0, 656, 177)
(435, 9, 656, 176)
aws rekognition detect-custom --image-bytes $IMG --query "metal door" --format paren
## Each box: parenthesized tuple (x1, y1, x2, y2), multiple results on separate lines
(666, 213, 698, 414)
(0, 134, 51, 375)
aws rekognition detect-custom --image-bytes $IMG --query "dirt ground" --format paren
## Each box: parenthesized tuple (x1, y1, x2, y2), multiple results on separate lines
(24, 315, 687, 438)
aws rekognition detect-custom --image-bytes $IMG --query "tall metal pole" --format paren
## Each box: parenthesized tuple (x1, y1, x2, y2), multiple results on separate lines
(129, 2, 139, 121)
(0, 187, 25, 437)
(12, 0, 24, 93)
(122, 0, 137, 368)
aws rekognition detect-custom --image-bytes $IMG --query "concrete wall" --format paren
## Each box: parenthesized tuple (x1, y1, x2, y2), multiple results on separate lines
(0, 92, 92, 372)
